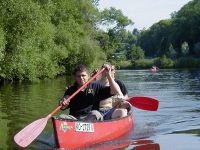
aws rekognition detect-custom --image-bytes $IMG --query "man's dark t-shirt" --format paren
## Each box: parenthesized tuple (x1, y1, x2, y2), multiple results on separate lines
(62, 81, 111, 117)
(115, 79, 128, 96)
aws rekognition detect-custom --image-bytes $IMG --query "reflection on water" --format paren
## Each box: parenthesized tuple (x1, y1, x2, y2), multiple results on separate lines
(153, 134, 200, 150)
(172, 128, 200, 136)
(0, 69, 200, 149)
(33, 131, 160, 150)
(88, 139, 160, 150)
(33, 137, 160, 150)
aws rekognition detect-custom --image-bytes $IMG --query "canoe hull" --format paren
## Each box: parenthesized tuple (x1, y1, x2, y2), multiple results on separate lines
(52, 113, 134, 149)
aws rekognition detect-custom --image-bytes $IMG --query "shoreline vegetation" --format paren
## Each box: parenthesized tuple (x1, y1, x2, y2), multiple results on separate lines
(1, 57, 199, 84)
(0, 0, 200, 82)
(116, 57, 200, 70)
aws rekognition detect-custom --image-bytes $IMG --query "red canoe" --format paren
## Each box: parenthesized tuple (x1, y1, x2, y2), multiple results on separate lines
(51, 112, 134, 149)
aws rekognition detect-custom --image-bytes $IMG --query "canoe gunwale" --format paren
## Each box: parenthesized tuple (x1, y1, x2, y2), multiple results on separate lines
(51, 110, 133, 122)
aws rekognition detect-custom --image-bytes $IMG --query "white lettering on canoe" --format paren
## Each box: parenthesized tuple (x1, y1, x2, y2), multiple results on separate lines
(75, 122, 94, 132)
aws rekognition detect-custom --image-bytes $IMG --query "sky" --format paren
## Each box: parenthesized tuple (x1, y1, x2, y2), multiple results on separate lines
(98, 0, 192, 30)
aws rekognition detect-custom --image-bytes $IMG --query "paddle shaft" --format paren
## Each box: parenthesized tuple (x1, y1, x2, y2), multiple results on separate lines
(48, 68, 105, 118)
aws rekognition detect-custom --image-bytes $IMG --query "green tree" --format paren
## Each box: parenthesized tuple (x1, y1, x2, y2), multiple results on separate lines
(193, 42, 200, 56)
(138, 0, 200, 58)
(138, 20, 172, 57)
(99, 7, 133, 30)
(0, 0, 106, 81)
(96, 7, 134, 62)
(181, 41, 189, 56)
(168, 44, 177, 59)
(129, 45, 144, 61)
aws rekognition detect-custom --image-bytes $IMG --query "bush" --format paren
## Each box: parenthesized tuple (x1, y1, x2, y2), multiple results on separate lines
(175, 57, 200, 68)
(133, 59, 154, 69)
(154, 55, 174, 68)
(115, 60, 131, 69)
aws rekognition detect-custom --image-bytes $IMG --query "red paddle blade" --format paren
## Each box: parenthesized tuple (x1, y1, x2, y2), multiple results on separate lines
(128, 96, 159, 111)
(14, 117, 48, 147)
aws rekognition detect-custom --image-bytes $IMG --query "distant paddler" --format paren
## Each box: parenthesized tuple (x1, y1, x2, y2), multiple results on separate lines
(150, 65, 159, 72)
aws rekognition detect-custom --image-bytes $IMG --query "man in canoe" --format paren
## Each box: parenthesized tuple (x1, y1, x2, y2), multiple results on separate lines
(91, 65, 128, 98)
(97, 65, 131, 119)
(110, 65, 128, 98)
(60, 64, 123, 120)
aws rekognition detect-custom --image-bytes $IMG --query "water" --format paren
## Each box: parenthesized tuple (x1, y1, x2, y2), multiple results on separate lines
(119, 69, 200, 150)
(0, 69, 200, 150)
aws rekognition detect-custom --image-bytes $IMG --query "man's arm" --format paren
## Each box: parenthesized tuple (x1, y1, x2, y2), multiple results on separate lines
(103, 64, 123, 97)
(115, 79, 128, 99)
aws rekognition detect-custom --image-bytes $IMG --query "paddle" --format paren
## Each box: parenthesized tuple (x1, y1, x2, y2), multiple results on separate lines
(14, 68, 105, 148)
(127, 96, 159, 111)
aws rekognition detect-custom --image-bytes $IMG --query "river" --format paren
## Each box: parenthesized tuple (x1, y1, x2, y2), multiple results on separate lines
(0, 69, 200, 150)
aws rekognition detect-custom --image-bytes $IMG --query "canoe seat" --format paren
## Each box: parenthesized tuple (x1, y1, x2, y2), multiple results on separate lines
(59, 114, 78, 120)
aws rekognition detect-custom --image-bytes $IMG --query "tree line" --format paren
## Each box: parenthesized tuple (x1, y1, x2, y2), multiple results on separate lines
(136, 0, 200, 68)
(0, 0, 199, 81)
(103, 0, 200, 69)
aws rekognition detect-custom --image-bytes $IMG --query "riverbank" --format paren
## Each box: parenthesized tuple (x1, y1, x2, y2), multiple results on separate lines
(1, 56, 199, 82)
(116, 57, 200, 70)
